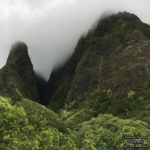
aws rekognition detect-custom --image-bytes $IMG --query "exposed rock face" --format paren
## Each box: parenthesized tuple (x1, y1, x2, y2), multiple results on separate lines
(46, 12, 150, 111)
(0, 41, 39, 102)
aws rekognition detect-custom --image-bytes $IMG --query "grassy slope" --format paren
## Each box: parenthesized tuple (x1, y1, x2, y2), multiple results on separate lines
(16, 98, 66, 132)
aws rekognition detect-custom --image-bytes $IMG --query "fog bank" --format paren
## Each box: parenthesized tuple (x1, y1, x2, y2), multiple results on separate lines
(0, 0, 150, 79)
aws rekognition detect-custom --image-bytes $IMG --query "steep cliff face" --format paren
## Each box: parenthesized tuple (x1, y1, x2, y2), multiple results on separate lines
(46, 12, 150, 110)
(0, 42, 39, 102)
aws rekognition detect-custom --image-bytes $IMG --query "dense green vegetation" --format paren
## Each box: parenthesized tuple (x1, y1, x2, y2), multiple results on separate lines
(79, 114, 150, 150)
(46, 12, 150, 111)
(0, 42, 39, 102)
(16, 99, 66, 132)
(62, 89, 150, 127)
(0, 94, 150, 149)
(0, 96, 78, 150)
(59, 89, 150, 149)
(1, 12, 150, 149)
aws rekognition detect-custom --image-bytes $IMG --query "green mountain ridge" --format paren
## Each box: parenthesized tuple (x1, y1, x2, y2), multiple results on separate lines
(46, 12, 150, 111)
(0, 42, 40, 102)
(0, 12, 150, 149)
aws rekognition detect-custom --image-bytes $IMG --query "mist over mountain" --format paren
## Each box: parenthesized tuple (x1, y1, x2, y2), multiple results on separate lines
(0, 10, 150, 149)
(1, 0, 150, 79)
(46, 12, 150, 110)
(0, 41, 40, 101)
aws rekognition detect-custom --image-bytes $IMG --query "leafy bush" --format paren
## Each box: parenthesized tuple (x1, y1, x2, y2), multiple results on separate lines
(127, 90, 135, 98)
(0, 96, 77, 150)
(79, 114, 150, 150)
(65, 109, 92, 129)
(16, 98, 66, 132)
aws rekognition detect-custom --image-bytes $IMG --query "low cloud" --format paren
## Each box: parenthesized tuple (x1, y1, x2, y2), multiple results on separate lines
(0, 0, 150, 79)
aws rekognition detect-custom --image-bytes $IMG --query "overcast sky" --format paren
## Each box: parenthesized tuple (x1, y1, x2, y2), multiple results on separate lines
(0, 0, 150, 80)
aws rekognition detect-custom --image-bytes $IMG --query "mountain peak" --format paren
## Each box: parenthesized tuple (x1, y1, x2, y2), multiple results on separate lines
(10, 41, 28, 53)
(0, 41, 40, 102)
(46, 12, 150, 111)
(6, 41, 29, 66)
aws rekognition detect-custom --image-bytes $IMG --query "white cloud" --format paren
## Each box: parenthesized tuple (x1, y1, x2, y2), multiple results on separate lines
(0, 0, 150, 79)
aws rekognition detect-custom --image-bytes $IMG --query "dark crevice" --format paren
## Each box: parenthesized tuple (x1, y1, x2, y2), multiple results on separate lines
(35, 73, 48, 105)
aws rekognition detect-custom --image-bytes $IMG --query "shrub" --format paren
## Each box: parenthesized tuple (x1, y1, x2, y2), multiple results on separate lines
(79, 114, 150, 150)
(0, 96, 78, 150)
(16, 98, 66, 132)
(127, 91, 135, 99)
